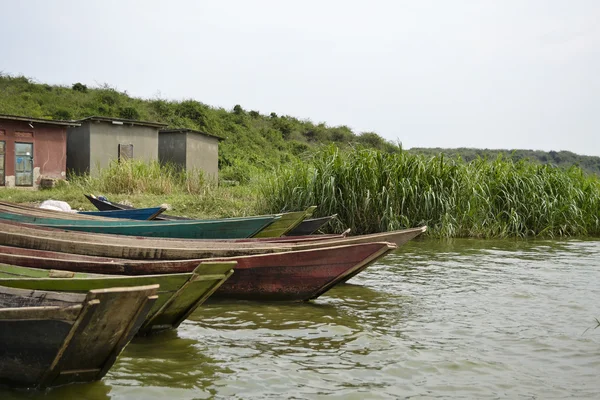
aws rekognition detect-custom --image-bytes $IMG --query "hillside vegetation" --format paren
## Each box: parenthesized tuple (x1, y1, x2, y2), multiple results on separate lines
(0, 74, 399, 183)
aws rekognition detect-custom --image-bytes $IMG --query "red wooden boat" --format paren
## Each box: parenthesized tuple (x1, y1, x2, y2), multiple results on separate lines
(0, 242, 396, 301)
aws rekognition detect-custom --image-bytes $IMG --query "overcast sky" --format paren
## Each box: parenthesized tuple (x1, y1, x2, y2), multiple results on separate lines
(2, 1, 599, 156)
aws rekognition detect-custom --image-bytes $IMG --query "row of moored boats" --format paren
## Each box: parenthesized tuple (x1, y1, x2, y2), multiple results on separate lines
(0, 197, 426, 389)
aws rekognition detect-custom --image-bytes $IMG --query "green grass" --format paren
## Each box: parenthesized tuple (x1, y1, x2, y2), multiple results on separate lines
(0, 159, 261, 219)
(259, 145, 600, 238)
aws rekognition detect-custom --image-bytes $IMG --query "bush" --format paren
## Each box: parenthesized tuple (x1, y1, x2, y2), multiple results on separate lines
(52, 109, 72, 120)
(72, 82, 88, 92)
(118, 106, 140, 120)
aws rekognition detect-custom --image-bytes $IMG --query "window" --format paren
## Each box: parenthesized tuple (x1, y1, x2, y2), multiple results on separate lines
(118, 143, 133, 162)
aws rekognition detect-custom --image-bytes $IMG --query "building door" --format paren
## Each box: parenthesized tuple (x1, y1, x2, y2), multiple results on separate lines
(15, 142, 34, 186)
(0, 141, 5, 186)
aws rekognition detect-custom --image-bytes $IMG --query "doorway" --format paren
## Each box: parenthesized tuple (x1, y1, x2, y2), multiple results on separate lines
(0, 141, 5, 186)
(15, 142, 33, 186)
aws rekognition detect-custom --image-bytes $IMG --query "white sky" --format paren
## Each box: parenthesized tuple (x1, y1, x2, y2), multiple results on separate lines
(2, 0, 599, 156)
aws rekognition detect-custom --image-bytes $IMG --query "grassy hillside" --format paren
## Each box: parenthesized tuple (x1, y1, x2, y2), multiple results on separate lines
(0, 74, 399, 183)
(409, 147, 600, 176)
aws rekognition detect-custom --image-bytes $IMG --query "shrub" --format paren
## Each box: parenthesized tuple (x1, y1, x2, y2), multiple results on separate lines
(118, 106, 141, 120)
(72, 82, 88, 92)
(52, 109, 72, 120)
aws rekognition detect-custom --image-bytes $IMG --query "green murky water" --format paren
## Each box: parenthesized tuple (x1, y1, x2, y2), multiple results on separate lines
(3, 239, 600, 399)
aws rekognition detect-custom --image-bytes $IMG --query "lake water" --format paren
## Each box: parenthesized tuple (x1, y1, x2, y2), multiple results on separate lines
(3, 239, 600, 399)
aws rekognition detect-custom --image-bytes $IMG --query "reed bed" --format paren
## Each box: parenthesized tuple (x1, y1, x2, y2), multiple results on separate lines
(259, 146, 600, 238)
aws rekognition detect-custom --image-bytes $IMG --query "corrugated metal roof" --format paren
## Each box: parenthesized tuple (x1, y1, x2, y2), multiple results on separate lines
(0, 114, 81, 127)
(159, 128, 224, 141)
(78, 116, 168, 128)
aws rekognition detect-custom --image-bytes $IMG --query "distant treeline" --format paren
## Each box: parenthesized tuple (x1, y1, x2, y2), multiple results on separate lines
(408, 148, 600, 176)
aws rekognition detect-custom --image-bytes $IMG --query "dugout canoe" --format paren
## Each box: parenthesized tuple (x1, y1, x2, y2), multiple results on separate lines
(0, 242, 396, 301)
(78, 207, 166, 220)
(251, 206, 317, 238)
(0, 220, 426, 259)
(0, 261, 235, 334)
(0, 208, 281, 239)
(85, 194, 190, 221)
(286, 214, 337, 236)
(85, 194, 318, 231)
(0, 284, 158, 388)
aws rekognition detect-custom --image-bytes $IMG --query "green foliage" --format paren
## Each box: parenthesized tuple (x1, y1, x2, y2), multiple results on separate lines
(72, 82, 88, 92)
(52, 109, 72, 120)
(0, 73, 409, 181)
(260, 145, 600, 238)
(118, 106, 140, 120)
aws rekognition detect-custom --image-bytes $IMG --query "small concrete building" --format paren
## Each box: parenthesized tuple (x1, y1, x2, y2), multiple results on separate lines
(159, 129, 222, 181)
(0, 114, 80, 188)
(67, 116, 167, 177)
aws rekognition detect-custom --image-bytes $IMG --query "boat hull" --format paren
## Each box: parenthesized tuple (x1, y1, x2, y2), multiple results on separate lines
(0, 242, 396, 301)
(85, 194, 190, 221)
(286, 214, 337, 236)
(0, 210, 279, 239)
(0, 285, 157, 388)
(251, 207, 316, 238)
(79, 207, 165, 220)
(0, 262, 235, 334)
(0, 220, 425, 259)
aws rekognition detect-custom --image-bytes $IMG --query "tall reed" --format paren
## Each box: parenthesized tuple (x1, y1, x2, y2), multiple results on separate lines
(259, 145, 600, 238)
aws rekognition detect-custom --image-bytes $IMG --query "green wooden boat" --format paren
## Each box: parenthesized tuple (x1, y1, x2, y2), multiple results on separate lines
(0, 262, 235, 335)
(0, 209, 280, 239)
(252, 206, 317, 238)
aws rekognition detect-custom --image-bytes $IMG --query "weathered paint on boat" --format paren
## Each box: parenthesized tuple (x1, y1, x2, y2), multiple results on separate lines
(286, 214, 337, 236)
(0, 284, 158, 388)
(209, 242, 397, 301)
(78, 207, 166, 220)
(0, 241, 398, 301)
(85, 194, 190, 221)
(0, 261, 235, 334)
(0, 220, 426, 260)
(0, 210, 281, 239)
(252, 206, 317, 238)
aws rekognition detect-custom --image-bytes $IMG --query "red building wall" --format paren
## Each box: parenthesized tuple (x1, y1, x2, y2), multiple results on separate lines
(0, 118, 67, 187)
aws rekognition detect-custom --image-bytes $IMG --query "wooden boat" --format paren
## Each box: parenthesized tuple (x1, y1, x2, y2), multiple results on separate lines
(252, 206, 317, 238)
(0, 261, 235, 334)
(0, 242, 396, 301)
(286, 214, 337, 236)
(0, 284, 158, 388)
(85, 194, 190, 221)
(79, 207, 166, 220)
(0, 220, 426, 259)
(0, 207, 281, 239)
(84, 195, 320, 237)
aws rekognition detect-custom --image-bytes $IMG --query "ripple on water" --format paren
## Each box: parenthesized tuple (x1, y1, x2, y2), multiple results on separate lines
(1, 239, 599, 399)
